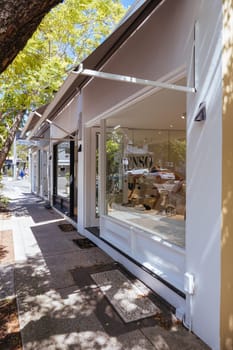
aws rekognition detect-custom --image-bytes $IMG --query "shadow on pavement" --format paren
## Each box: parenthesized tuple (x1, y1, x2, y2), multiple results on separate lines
(8, 190, 209, 349)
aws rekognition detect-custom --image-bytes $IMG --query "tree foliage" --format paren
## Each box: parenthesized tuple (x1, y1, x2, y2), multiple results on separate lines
(168, 139, 186, 167)
(0, 0, 126, 170)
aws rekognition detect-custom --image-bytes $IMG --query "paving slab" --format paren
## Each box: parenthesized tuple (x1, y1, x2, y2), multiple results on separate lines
(18, 287, 107, 350)
(141, 325, 209, 350)
(21, 331, 123, 350)
(15, 259, 52, 299)
(29, 233, 79, 256)
(28, 224, 65, 236)
(116, 329, 156, 350)
(44, 248, 113, 271)
(0, 264, 15, 299)
(44, 267, 76, 290)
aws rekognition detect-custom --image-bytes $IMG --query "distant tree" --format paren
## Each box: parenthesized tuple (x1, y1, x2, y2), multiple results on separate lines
(16, 144, 29, 164)
(0, 0, 126, 171)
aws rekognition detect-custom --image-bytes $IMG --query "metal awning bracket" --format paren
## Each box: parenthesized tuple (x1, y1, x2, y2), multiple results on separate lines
(73, 63, 196, 93)
(29, 111, 75, 140)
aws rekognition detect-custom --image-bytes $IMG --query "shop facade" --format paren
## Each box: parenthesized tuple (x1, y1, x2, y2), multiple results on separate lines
(22, 1, 233, 348)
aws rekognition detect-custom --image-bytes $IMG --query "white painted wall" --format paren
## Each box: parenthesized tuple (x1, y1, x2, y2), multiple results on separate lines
(41, 150, 48, 198)
(31, 152, 37, 193)
(81, 1, 223, 348)
(75, 95, 85, 232)
(31, 150, 40, 195)
(82, 127, 100, 228)
(101, 215, 185, 292)
(186, 1, 222, 348)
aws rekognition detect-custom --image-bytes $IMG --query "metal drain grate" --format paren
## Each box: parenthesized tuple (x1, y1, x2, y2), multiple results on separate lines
(72, 238, 96, 249)
(91, 269, 160, 323)
(58, 223, 76, 232)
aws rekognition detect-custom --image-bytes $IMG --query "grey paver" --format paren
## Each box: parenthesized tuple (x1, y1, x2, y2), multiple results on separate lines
(15, 259, 52, 299)
(141, 325, 209, 350)
(0, 264, 14, 299)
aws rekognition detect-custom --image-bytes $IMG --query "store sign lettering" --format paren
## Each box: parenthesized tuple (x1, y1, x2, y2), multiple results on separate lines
(127, 155, 153, 169)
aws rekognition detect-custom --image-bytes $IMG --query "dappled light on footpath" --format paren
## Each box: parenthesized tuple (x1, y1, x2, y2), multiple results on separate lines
(0, 178, 209, 349)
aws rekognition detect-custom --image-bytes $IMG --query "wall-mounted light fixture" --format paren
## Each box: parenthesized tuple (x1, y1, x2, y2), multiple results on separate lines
(194, 102, 206, 122)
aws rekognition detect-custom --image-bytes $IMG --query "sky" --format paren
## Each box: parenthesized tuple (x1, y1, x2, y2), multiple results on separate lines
(121, 0, 135, 8)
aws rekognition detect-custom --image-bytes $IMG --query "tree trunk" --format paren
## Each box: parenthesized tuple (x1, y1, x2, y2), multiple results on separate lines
(0, 0, 62, 73)
(0, 112, 24, 171)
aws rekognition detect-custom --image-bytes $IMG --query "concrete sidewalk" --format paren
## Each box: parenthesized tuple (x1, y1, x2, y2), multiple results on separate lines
(1, 178, 209, 349)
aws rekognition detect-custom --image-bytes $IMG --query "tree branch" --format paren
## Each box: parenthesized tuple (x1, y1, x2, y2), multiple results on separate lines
(0, 0, 62, 73)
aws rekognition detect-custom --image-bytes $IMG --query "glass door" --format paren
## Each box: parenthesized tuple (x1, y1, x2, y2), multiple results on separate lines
(53, 140, 75, 217)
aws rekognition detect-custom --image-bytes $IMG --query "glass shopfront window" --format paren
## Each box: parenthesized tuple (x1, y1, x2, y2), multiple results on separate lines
(105, 126, 186, 248)
(57, 141, 71, 198)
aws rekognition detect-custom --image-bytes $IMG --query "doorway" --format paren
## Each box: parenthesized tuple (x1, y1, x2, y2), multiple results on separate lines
(53, 140, 76, 218)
